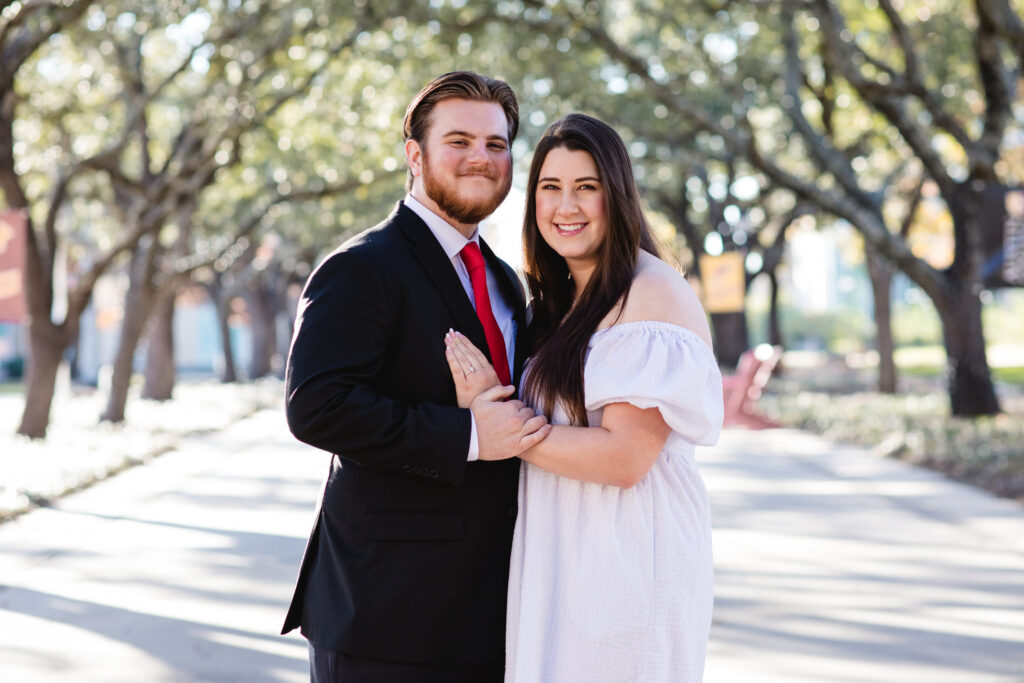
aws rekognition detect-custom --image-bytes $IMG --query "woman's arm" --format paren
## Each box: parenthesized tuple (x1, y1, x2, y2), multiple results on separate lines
(520, 402, 671, 488)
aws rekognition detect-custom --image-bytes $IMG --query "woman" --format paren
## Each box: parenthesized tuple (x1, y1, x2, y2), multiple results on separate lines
(444, 114, 723, 682)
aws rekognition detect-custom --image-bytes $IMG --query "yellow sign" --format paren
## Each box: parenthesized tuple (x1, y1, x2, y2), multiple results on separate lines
(699, 252, 746, 313)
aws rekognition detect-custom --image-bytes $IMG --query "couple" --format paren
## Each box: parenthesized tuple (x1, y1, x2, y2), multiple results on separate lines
(283, 71, 724, 683)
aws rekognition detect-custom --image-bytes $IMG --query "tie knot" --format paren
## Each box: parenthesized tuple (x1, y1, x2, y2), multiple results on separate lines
(460, 241, 485, 272)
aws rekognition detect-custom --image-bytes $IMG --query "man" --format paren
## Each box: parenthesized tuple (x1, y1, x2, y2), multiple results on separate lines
(282, 72, 548, 682)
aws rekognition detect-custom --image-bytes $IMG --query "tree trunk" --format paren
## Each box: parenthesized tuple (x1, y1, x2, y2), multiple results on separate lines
(933, 183, 1001, 416)
(711, 311, 748, 368)
(16, 321, 70, 439)
(865, 248, 897, 393)
(216, 291, 238, 383)
(246, 284, 275, 379)
(936, 286, 1000, 417)
(767, 270, 784, 348)
(101, 272, 154, 423)
(142, 291, 176, 401)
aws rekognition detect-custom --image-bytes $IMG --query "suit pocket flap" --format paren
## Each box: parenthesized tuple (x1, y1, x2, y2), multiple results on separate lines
(364, 510, 465, 541)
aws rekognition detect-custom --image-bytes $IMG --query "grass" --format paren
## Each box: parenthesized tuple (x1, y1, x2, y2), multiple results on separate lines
(759, 374, 1024, 503)
(995, 366, 1024, 384)
(898, 363, 1024, 384)
(877, 344, 1024, 388)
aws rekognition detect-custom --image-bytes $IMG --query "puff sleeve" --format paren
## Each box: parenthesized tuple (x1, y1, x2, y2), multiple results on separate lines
(584, 321, 724, 446)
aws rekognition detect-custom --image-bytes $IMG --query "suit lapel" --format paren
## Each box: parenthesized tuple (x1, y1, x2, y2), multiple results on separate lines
(397, 202, 528, 378)
(397, 204, 489, 353)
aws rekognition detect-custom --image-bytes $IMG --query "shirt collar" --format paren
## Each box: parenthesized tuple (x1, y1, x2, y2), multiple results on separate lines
(404, 193, 478, 261)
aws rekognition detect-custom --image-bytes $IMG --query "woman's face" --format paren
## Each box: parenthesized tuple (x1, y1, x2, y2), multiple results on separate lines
(533, 146, 607, 277)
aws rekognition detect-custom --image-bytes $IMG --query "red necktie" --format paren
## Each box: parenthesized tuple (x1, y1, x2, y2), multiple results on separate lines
(459, 242, 511, 386)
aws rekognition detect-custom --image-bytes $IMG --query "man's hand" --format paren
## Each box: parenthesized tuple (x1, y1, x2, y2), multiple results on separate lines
(471, 385, 552, 461)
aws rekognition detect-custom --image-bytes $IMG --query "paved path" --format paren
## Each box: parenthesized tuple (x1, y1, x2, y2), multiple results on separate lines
(703, 429, 1024, 683)
(0, 409, 319, 682)
(1, 411, 1023, 681)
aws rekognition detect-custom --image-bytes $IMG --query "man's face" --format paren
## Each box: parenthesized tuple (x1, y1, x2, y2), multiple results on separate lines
(407, 98, 513, 230)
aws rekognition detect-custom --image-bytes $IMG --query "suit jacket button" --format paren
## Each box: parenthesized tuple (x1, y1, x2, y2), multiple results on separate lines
(402, 465, 411, 472)
(508, 506, 517, 517)
(430, 469, 439, 478)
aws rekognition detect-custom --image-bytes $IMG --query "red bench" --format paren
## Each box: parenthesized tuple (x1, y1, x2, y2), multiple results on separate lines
(722, 344, 782, 429)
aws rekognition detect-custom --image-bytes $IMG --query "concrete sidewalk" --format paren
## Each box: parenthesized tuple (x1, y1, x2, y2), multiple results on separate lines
(0, 409, 319, 682)
(703, 429, 1024, 683)
(1, 411, 1022, 681)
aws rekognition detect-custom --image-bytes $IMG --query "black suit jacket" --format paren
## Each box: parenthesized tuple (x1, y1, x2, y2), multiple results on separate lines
(282, 202, 527, 664)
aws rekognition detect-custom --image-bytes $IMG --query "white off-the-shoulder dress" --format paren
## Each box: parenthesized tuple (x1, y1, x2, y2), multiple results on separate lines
(505, 321, 724, 683)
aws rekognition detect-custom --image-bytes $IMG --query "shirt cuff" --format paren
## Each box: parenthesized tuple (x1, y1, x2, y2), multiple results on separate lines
(467, 409, 480, 461)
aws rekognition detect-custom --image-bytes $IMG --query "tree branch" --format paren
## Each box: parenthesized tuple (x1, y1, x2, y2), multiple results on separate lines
(876, 0, 921, 82)
(172, 173, 389, 283)
(781, 6, 871, 206)
(973, 1, 1015, 169)
(812, 0, 974, 158)
(899, 176, 926, 239)
(811, 0, 961, 198)
(975, 0, 1024, 63)
(1, 0, 95, 87)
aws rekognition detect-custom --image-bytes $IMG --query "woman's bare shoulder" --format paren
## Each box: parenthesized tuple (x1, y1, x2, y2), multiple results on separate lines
(617, 252, 713, 348)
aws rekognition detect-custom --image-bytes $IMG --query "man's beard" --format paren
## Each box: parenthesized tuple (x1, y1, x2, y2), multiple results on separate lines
(421, 152, 511, 225)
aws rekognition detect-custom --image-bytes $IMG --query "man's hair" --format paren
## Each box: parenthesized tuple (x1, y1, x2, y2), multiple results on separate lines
(403, 71, 519, 190)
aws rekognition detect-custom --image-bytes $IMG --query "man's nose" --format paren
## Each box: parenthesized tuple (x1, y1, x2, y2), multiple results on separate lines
(466, 141, 490, 163)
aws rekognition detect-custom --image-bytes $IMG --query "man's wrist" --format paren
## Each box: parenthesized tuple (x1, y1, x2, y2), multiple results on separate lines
(467, 408, 480, 461)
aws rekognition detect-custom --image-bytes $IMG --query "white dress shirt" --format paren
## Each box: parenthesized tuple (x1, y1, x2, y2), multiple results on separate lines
(404, 194, 517, 462)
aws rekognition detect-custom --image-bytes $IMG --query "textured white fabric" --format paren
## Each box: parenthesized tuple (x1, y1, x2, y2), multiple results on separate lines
(506, 321, 723, 683)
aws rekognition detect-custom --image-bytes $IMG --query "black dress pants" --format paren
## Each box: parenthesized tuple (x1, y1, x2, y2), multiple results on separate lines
(308, 642, 504, 683)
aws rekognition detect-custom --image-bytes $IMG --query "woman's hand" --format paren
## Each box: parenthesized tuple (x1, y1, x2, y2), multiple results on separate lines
(444, 329, 504, 408)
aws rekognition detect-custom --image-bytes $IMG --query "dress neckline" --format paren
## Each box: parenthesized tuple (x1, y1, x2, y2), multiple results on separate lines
(587, 320, 716, 360)
(592, 319, 702, 338)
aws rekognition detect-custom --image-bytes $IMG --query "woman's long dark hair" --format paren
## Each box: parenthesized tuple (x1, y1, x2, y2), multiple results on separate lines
(522, 114, 659, 426)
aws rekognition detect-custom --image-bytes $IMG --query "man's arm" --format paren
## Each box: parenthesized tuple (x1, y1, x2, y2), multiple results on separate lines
(285, 247, 472, 485)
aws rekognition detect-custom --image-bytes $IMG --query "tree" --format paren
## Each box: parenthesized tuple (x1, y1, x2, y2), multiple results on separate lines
(505, 0, 1021, 416)
(3, 0, 380, 434)
(92, 1, 388, 423)
(1, 0, 102, 439)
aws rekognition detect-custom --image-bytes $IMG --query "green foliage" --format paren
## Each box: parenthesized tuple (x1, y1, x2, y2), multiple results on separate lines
(760, 388, 1024, 501)
(8, 0, 1024, 338)
(995, 366, 1024, 384)
(892, 300, 943, 346)
(984, 290, 1024, 347)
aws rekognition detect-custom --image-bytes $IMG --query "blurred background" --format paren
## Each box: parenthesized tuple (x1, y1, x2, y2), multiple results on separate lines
(1, 0, 1022, 504)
